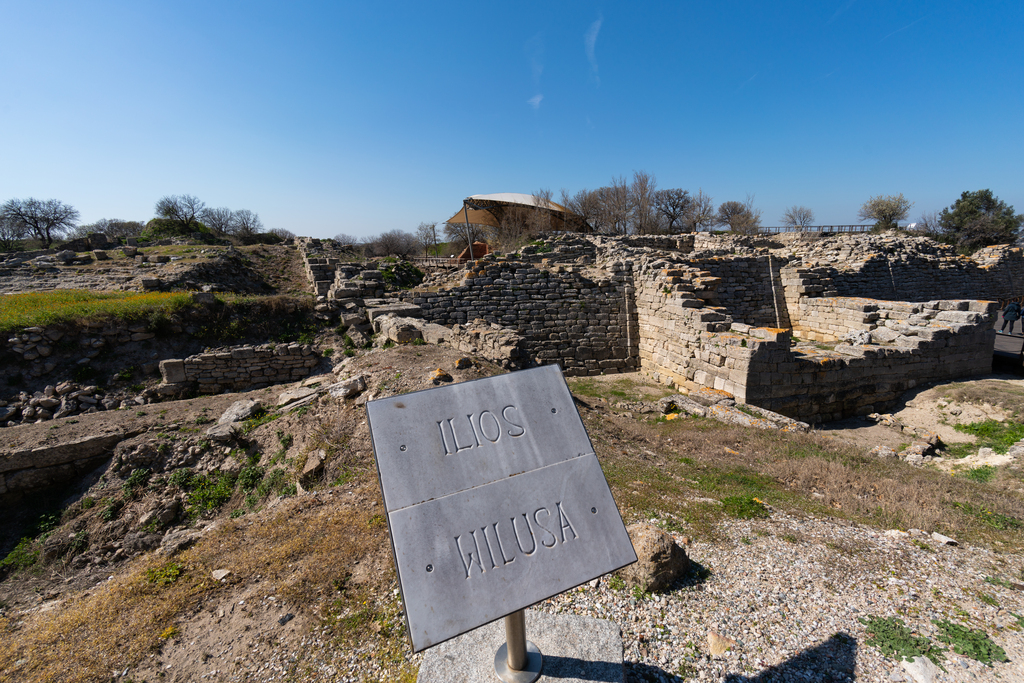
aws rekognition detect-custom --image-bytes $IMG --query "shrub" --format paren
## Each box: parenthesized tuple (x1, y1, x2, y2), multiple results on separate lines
(186, 472, 236, 517)
(0, 538, 39, 573)
(101, 498, 124, 522)
(122, 468, 151, 498)
(168, 468, 195, 490)
(146, 562, 184, 586)
(238, 465, 265, 491)
(256, 468, 288, 498)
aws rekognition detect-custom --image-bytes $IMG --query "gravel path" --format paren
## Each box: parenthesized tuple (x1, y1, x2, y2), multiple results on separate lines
(538, 512, 1024, 683)
(127, 508, 1024, 682)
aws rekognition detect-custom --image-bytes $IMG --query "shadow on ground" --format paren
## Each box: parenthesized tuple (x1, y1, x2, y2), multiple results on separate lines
(626, 632, 857, 683)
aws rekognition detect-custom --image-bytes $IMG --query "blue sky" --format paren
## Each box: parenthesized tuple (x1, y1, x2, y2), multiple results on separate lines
(2, 1, 1021, 239)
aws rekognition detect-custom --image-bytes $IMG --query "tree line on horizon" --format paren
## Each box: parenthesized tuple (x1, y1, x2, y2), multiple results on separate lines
(0, 194, 292, 252)
(340, 173, 1023, 258)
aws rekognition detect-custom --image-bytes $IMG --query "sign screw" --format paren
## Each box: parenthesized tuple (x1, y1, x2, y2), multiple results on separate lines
(400, 445, 407, 451)
(426, 564, 433, 572)
(551, 408, 557, 413)
(591, 507, 597, 514)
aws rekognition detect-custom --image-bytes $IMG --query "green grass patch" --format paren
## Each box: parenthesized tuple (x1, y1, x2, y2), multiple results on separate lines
(859, 615, 946, 669)
(0, 290, 192, 334)
(961, 465, 997, 483)
(145, 562, 184, 586)
(241, 407, 281, 433)
(256, 468, 288, 498)
(952, 502, 1021, 530)
(946, 419, 1024, 458)
(238, 465, 265, 491)
(722, 495, 771, 519)
(933, 620, 1008, 665)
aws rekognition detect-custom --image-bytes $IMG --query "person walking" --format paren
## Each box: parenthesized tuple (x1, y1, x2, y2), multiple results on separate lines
(1001, 300, 1022, 335)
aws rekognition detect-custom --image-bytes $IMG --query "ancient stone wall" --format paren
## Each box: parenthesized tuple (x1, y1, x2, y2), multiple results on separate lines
(735, 306, 994, 421)
(687, 255, 789, 328)
(633, 247, 997, 422)
(787, 236, 1024, 303)
(412, 258, 638, 376)
(159, 344, 319, 394)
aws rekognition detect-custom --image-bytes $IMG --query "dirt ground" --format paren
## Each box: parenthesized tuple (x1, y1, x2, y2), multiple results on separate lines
(3, 348, 1024, 682)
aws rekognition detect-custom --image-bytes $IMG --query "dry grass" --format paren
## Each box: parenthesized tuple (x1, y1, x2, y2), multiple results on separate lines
(0, 486, 398, 683)
(942, 380, 1024, 416)
(237, 244, 308, 295)
(573, 381, 1024, 549)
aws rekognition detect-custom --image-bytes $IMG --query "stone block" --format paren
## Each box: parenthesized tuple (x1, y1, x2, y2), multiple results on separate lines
(159, 359, 186, 383)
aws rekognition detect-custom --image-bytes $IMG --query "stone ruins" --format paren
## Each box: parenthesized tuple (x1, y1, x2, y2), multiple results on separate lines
(2, 231, 1014, 433)
(301, 231, 1007, 424)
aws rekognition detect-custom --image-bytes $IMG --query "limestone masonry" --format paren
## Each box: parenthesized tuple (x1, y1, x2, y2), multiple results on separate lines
(3, 231, 1015, 429)
(301, 231, 1010, 424)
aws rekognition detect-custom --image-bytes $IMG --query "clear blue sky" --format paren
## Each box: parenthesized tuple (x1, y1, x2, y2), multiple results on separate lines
(2, 1, 1021, 239)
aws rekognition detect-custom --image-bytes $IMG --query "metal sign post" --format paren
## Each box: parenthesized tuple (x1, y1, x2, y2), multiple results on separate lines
(494, 609, 542, 682)
(367, 365, 636, 678)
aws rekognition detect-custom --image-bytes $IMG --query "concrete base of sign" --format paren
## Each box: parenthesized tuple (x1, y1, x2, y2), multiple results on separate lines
(417, 609, 624, 683)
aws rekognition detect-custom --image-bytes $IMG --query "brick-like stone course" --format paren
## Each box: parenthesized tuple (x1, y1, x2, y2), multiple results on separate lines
(412, 257, 638, 376)
(160, 343, 319, 393)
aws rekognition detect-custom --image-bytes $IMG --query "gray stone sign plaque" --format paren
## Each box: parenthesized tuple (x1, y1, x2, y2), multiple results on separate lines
(367, 365, 636, 652)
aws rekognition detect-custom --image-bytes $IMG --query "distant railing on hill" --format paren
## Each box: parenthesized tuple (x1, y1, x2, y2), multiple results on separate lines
(410, 256, 463, 268)
(758, 224, 873, 234)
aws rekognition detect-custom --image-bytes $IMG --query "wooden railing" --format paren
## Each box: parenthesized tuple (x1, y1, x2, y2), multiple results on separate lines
(409, 257, 463, 268)
(759, 225, 873, 234)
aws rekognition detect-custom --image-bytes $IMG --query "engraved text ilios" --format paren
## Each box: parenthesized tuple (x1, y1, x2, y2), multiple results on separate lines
(437, 405, 526, 456)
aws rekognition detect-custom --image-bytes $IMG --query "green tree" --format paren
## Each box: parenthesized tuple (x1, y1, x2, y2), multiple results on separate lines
(937, 189, 1023, 252)
(858, 193, 913, 230)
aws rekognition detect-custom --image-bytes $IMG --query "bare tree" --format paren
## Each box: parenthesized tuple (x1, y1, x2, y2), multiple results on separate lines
(593, 176, 633, 234)
(155, 194, 206, 231)
(232, 209, 264, 242)
(264, 228, 293, 241)
(491, 204, 533, 251)
(365, 229, 418, 257)
(416, 221, 440, 256)
(202, 207, 237, 235)
(780, 205, 815, 229)
(561, 188, 600, 231)
(0, 198, 79, 248)
(653, 189, 692, 233)
(716, 195, 762, 234)
(444, 220, 480, 251)
(858, 193, 913, 230)
(914, 210, 942, 236)
(0, 213, 27, 251)
(685, 189, 716, 232)
(73, 218, 145, 241)
(334, 232, 362, 247)
(525, 188, 555, 234)
(628, 171, 658, 234)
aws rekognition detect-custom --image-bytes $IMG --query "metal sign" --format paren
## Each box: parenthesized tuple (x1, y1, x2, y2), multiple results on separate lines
(367, 364, 636, 652)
